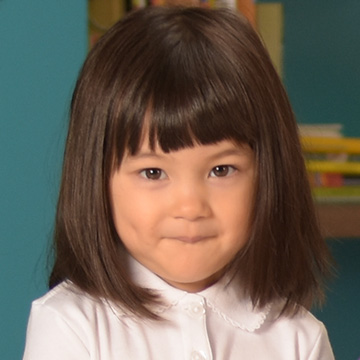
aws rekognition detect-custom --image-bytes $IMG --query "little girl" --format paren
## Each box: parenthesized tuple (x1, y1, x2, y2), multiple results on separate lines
(23, 6, 334, 359)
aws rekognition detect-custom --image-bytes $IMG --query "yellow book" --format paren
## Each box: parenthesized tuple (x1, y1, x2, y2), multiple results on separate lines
(302, 136, 360, 154)
(256, 3, 283, 77)
(312, 186, 360, 203)
(89, 0, 126, 47)
(306, 161, 360, 175)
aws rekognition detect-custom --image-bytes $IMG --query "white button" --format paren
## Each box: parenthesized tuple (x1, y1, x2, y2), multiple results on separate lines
(191, 350, 207, 360)
(187, 301, 205, 318)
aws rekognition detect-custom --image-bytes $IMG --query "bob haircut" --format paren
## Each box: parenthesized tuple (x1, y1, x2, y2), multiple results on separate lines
(50, 6, 332, 318)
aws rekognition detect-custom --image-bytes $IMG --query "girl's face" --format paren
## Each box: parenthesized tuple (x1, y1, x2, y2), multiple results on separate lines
(110, 136, 255, 292)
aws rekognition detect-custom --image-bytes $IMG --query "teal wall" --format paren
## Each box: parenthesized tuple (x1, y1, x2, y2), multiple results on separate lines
(0, 1, 87, 358)
(279, 0, 360, 136)
(313, 239, 360, 360)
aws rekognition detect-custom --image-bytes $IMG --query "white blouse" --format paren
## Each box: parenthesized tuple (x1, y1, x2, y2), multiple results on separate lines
(23, 258, 334, 360)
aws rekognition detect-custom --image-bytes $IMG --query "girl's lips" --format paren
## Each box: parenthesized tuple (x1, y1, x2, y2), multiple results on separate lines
(170, 236, 213, 244)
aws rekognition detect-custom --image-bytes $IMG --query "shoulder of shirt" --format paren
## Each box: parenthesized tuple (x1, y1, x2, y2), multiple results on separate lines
(33, 281, 95, 307)
(31, 281, 114, 318)
(31, 281, 132, 320)
(266, 301, 328, 338)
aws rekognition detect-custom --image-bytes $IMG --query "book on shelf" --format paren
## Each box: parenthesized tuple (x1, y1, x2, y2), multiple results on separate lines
(298, 123, 343, 138)
(301, 136, 360, 154)
(306, 160, 360, 175)
(312, 186, 360, 203)
(308, 173, 360, 188)
(89, 0, 127, 47)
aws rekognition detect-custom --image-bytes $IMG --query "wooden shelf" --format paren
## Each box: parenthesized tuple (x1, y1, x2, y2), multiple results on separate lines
(316, 203, 360, 238)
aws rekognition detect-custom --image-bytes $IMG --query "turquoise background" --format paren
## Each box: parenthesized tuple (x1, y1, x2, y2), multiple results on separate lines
(0, 1, 359, 359)
(279, 0, 360, 137)
(0, 1, 87, 358)
(313, 239, 360, 360)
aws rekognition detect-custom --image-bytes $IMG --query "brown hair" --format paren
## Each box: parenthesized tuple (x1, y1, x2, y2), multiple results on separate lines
(50, 6, 332, 318)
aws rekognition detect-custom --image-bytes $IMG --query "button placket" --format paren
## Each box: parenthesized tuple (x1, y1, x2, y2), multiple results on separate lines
(179, 294, 212, 360)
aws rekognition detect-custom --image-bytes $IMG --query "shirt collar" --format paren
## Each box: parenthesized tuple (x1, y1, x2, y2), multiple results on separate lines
(124, 256, 271, 332)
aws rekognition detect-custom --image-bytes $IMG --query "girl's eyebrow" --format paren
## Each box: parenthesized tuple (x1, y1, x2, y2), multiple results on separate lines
(124, 151, 165, 161)
(208, 147, 253, 159)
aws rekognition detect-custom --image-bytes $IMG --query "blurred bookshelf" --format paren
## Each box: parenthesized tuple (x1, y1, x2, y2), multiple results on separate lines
(301, 125, 360, 238)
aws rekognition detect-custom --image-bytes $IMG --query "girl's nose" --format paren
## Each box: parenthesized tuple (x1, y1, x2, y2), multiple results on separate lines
(171, 181, 212, 221)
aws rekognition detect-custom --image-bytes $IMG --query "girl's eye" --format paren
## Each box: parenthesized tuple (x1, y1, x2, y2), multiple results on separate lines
(209, 165, 236, 177)
(140, 168, 166, 180)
